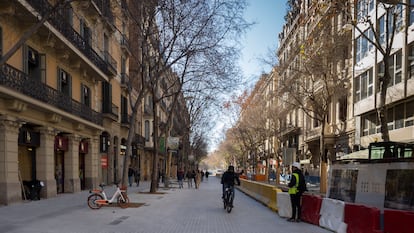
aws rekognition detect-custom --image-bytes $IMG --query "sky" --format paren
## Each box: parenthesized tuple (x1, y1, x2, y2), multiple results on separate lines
(239, 0, 286, 83)
(208, 0, 286, 153)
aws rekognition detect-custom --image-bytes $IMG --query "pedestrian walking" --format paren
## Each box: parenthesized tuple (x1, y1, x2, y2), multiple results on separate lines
(177, 169, 184, 189)
(186, 170, 193, 188)
(128, 165, 135, 187)
(287, 162, 307, 222)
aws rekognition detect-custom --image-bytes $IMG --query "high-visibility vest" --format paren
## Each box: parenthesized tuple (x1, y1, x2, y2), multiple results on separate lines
(288, 173, 299, 194)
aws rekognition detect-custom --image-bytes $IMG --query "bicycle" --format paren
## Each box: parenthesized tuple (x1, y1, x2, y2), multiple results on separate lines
(223, 186, 234, 213)
(87, 182, 129, 209)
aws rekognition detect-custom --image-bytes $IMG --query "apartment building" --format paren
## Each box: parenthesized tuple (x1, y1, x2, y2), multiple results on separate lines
(0, 0, 141, 205)
(354, 0, 414, 147)
(276, 0, 353, 188)
(276, 0, 414, 186)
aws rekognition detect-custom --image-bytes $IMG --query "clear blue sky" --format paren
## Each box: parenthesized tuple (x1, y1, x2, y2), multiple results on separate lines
(208, 0, 286, 153)
(239, 0, 286, 82)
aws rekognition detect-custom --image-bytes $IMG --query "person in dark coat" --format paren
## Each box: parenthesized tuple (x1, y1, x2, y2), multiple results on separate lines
(220, 165, 240, 203)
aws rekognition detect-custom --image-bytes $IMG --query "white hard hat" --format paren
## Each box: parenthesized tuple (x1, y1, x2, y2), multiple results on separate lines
(292, 162, 301, 169)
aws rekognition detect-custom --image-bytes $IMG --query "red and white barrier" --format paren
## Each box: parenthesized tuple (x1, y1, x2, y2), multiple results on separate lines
(383, 209, 414, 233)
(301, 194, 322, 225)
(319, 198, 347, 233)
(276, 191, 291, 218)
(344, 203, 382, 233)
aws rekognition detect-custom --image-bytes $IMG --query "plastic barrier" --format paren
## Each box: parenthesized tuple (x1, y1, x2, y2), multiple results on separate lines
(301, 194, 322, 225)
(277, 192, 291, 218)
(238, 179, 281, 211)
(344, 203, 382, 233)
(383, 209, 414, 233)
(319, 198, 347, 233)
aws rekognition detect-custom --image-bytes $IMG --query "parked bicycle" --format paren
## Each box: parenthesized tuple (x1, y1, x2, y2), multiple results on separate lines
(223, 186, 234, 213)
(87, 182, 129, 209)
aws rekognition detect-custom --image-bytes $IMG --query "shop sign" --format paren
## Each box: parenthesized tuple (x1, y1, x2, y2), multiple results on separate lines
(101, 156, 108, 168)
(79, 140, 89, 154)
(18, 128, 40, 147)
(55, 136, 68, 151)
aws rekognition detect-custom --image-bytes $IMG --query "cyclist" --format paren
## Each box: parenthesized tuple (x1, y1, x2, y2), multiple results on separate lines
(221, 165, 240, 205)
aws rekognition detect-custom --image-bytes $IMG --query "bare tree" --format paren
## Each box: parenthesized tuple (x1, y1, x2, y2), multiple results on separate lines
(125, 0, 250, 192)
(277, 1, 351, 192)
(336, 0, 410, 142)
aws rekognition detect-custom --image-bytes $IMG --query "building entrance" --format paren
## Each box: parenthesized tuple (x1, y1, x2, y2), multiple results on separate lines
(55, 151, 64, 193)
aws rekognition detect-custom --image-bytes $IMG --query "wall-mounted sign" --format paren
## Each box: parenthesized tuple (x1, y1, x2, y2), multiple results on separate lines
(55, 135, 68, 151)
(101, 156, 108, 168)
(79, 140, 89, 154)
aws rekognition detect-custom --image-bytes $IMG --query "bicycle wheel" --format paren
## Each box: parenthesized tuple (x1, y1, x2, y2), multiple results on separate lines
(88, 193, 104, 210)
(226, 194, 233, 213)
(117, 192, 130, 208)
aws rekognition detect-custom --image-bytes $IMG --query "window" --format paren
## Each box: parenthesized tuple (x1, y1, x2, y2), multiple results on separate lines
(357, 0, 374, 21)
(355, 68, 373, 102)
(362, 113, 377, 136)
(387, 108, 394, 131)
(58, 68, 72, 97)
(24, 46, 46, 83)
(121, 95, 128, 123)
(411, 0, 414, 25)
(102, 81, 112, 113)
(144, 120, 150, 141)
(81, 84, 90, 107)
(339, 98, 347, 122)
(379, 50, 403, 87)
(406, 100, 414, 127)
(379, 15, 386, 45)
(80, 19, 91, 47)
(395, 104, 404, 129)
(379, 7, 403, 45)
(409, 45, 414, 80)
(356, 29, 374, 63)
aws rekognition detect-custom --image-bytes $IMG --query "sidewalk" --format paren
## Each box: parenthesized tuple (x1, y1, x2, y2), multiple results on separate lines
(0, 177, 331, 233)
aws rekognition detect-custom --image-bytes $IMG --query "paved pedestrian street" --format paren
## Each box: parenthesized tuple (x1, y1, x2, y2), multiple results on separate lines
(0, 178, 331, 233)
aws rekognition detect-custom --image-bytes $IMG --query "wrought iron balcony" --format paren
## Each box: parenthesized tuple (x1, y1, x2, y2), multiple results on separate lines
(0, 64, 103, 125)
(120, 73, 129, 90)
(26, 0, 115, 76)
(120, 34, 131, 54)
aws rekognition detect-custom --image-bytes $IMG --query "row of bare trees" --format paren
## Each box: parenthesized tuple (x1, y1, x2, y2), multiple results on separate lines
(213, 0, 406, 193)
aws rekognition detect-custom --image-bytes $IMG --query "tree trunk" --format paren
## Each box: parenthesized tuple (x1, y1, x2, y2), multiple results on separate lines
(319, 121, 327, 194)
(378, 61, 391, 142)
(150, 97, 159, 193)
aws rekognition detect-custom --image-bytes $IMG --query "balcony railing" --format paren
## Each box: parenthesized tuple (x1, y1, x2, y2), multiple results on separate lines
(0, 64, 103, 125)
(104, 51, 117, 75)
(26, 0, 115, 76)
(92, 0, 114, 24)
